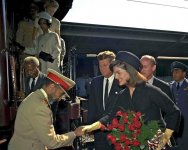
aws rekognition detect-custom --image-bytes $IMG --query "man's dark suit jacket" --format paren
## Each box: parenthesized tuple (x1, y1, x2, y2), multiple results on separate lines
(153, 77, 173, 100)
(87, 75, 123, 150)
(24, 72, 46, 97)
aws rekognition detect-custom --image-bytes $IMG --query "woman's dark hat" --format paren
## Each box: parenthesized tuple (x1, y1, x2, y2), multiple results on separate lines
(116, 51, 141, 71)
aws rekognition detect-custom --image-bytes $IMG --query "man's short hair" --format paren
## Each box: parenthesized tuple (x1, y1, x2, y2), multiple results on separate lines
(140, 55, 156, 65)
(24, 56, 40, 67)
(97, 50, 116, 62)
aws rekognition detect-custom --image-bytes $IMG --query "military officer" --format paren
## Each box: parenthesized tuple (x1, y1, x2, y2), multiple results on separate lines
(8, 68, 84, 150)
(170, 61, 188, 150)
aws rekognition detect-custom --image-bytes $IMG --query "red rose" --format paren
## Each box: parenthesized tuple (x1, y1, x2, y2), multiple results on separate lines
(136, 129, 141, 134)
(120, 134, 127, 142)
(116, 110, 123, 116)
(124, 146, 130, 150)
(112, 118, 119, 127)
(107, 124, 113, 131)
(132, 117, 139, 122)
(134, 121, 142, 129)
(136, 112, 142, 117)
(118, 124, 125, 131)
(114, 143, 123, 150)
(100, 124, 106, 131)
(122, 112, 128, 117)
(111, 136, 117, 144)
(107, 134, 117, 144)
(132, 139, 141, 146)
(107, 134, 113, 140)
(123, 117, 128, 123)
(128, 124, 135, 131)
(124, 139, 131, 146)
(132, 133, 137, 138)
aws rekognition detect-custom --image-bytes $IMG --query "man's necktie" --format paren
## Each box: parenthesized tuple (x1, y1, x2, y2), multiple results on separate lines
(30, 78, 35, 92)
(176, 82, 180, 90)
(104, 78, 109, 105)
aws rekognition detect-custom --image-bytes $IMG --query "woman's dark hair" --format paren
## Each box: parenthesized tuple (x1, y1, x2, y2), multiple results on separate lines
(38, 18, 52, 27)
(110, 60, 146, 86)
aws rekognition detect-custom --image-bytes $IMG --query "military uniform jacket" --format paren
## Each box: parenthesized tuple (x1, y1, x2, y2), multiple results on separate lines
(8, 89, 76, 150)
(171, 78, 188, 120)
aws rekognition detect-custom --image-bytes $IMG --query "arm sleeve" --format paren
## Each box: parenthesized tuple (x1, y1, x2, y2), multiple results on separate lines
(87, 80, 96, 124)
(51, 34, 61, 59)
(151, 88, 181, 132)
(30, 105, 76, 149)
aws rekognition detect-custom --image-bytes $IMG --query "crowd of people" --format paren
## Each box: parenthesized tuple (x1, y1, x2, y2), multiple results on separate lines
(84, 51, 188, 150)
(0, 0, 188, 150)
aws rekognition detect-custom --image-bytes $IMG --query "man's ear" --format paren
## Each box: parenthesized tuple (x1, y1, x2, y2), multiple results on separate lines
(152, 65, 156, 72)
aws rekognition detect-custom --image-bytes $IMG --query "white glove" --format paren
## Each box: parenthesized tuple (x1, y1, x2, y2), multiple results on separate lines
(82, 121, 101, 133)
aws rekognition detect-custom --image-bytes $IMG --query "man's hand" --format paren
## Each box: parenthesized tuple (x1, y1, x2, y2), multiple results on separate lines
(74, 126, 85, 137)
(82, 121, 101, 133)
(0, 139, 7, 145)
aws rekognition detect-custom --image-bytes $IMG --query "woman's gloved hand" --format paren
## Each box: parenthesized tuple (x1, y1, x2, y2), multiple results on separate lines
(82, 121, 101, 133)
(156, 128, 174, 150)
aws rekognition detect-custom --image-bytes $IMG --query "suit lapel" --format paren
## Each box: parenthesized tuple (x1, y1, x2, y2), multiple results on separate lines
(98, 77, 104, 110)
(25, 77, 31, 96)
(105, 79, 119, 109)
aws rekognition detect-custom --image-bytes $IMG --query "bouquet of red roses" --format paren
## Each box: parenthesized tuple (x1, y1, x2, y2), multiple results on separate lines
(100, 110, 160, 150)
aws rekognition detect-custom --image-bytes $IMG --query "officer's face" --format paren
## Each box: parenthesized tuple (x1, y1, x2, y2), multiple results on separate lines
(113, 66, 130, 86)
(140, 58, 156, 80)
(51, 85, 66, 101)
(172, 69, 186, 82)
(99, 58, 113, 78)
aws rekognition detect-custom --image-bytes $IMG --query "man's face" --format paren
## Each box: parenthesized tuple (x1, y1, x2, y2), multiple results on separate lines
(113, 66, 130, 86)
(50, 85, 66, 101)
(172, 69, 186, 82)
(99, 58, 113, 78)
(140, 58, 156, 80)
(24, 62, 39, 78)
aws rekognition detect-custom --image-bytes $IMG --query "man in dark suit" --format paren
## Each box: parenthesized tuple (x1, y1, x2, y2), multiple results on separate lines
(23, 56, 46, 97)
(170, 61, 188, 150)
(140, 55, 173, 99)
(87, 50, 123, 150)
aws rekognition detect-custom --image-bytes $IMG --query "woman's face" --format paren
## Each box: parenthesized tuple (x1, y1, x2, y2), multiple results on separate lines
(113, 66, 130, 86)
(38, 19, 49, 31)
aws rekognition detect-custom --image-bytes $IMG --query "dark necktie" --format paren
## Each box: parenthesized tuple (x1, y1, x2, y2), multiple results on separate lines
(30, 78, 35, 92)
(176, 82, 180, 90)
(104, 78, 109, 105)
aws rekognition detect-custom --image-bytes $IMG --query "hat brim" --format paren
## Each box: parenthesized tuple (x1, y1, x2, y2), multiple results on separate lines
(137, 72, 147, 81)
(60, 87, 70, 99)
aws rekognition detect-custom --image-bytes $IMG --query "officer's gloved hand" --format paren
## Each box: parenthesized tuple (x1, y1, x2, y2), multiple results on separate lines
(156, 129, 174, 150)
(39, 51, 54, 63)
(82, 121, 101, 133)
